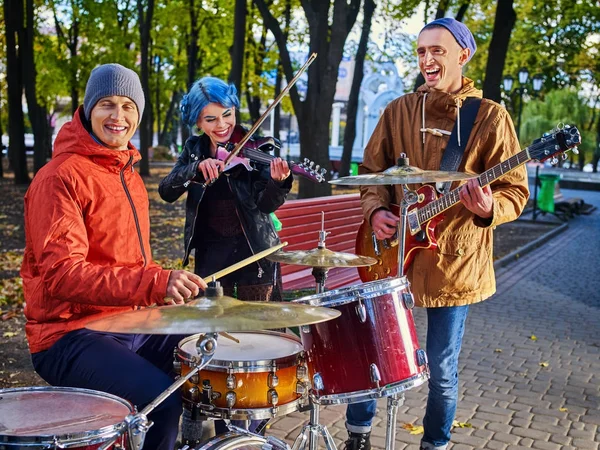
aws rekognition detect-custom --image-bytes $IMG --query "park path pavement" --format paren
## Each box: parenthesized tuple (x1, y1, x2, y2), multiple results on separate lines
(266, 188, 600, 449)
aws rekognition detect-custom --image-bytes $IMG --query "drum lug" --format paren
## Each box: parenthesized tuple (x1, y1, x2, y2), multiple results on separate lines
(268, 372, 279, 388)
(296, 381, 308, 396)
(312, 372, 324, 391)
(173, 360, 181, 375)
(355, 297, 367, 323)
(226, 373, 236, 390)
(402, 291, 415, 309)
(370, 363, 381, 388)
(268, 389, 279, 406)
(296, 363, 308, 381)
(416, 349, 428, 367)
(188, 386, 200, 403)
(225, 391, 237, 408)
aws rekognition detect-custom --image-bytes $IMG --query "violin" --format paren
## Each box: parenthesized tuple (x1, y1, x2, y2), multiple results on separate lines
(216, 125, 326, 183)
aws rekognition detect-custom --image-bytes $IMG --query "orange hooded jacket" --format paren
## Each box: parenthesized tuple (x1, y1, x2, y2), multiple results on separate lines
(21, 108, 171, 353)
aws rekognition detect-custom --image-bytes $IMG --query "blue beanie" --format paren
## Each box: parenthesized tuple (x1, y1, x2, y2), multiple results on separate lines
(83, 64, 145, 124)
(422, 18, 477, 62)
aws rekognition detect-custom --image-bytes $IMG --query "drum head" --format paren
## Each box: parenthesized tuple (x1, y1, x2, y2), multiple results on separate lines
(179, 331, 304, 370)
(293, 276, 409, 308)
(0, 386, 132, 445)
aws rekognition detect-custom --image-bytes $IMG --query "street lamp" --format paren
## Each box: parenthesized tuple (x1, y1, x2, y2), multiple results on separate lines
(502, 68, 543, 139)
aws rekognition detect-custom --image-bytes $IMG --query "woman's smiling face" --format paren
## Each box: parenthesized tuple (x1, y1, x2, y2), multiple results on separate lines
(196, 103, 236, 152)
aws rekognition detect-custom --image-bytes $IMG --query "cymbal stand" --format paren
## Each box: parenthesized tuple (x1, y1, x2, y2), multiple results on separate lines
(384, 394, 405, 450)
(398, 185, 419, 277)
(313, 211, 331, 294)
(292, 393, 337, 450)
(98, 333, 219, 450)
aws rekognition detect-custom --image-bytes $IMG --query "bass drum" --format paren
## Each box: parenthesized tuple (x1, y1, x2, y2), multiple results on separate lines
(194, 431, 289, 450)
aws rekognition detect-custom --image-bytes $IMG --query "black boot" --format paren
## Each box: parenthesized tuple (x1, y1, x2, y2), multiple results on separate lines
(343, 431, 371, 450)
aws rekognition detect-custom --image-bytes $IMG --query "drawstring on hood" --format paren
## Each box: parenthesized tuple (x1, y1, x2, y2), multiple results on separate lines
(418, 78, 483, 148)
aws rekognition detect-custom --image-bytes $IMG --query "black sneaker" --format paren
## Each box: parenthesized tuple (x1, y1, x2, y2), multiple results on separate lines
(343, 432, 371, 450)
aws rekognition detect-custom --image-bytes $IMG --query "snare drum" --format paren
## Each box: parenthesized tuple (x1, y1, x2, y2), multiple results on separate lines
(0, 386, 132, 449)
(294, 277, 429, 404)
(175, 331, 308, 420)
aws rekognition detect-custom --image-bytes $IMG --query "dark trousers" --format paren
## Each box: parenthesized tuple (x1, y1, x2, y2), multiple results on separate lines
(32, 328, 187, 450)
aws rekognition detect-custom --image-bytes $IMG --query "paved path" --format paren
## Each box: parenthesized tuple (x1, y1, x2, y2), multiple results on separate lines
(267, 188, 600, 449)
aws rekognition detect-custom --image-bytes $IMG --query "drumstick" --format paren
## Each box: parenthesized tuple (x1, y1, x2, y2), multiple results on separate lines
(202, 241, 288, 284)
(218, 331, 241, 344)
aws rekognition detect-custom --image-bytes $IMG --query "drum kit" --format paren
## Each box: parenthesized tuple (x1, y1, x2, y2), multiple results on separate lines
(0, 158, 476, 450)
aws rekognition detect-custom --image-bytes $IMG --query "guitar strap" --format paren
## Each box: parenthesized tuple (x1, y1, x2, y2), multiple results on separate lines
(437, 97, 482, 194)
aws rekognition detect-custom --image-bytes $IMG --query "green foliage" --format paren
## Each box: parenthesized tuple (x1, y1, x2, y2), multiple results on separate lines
(521, 89, 594, 160)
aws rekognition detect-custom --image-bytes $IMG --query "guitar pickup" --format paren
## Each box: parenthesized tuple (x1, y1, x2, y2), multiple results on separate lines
(371, 233, 381, 256)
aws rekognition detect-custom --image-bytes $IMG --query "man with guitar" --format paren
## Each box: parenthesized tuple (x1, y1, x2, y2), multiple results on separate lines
(343, 18, 530, 450)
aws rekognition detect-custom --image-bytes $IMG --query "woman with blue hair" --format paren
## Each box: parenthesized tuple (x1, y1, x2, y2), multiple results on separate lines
(159, 76, 292, 301)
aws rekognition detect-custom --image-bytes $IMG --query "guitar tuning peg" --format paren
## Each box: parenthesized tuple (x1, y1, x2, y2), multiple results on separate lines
(571, 147, 579, 155)
(309, 161, 315, 169)
(315, 165, 320, 172)
(551, 157, 558, 165)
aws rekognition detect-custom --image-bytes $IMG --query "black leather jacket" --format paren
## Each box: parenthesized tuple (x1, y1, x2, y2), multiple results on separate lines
(158, 134, 293, 279)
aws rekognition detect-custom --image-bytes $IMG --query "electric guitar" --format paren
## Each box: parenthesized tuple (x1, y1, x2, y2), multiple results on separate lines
(355, 126, 582, 282)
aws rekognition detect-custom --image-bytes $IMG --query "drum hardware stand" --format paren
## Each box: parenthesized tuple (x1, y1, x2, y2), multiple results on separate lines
(398, 184, 418, 278)
(314, 212, 331, 294)
(384, 393, 405, 450)
(98, 333, 219, 450)
(292, 392, 337, 450)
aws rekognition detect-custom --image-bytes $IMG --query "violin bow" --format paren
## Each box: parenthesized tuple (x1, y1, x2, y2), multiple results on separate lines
(223, 52, 317, 167)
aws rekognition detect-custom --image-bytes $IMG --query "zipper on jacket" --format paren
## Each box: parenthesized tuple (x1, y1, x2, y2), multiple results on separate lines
(121, 155, 148, 266)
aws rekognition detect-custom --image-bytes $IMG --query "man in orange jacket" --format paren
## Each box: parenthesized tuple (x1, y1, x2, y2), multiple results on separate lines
(21, 63, 206, 450)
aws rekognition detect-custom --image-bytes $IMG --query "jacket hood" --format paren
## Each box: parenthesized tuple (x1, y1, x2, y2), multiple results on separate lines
(53, 106, 141, 168)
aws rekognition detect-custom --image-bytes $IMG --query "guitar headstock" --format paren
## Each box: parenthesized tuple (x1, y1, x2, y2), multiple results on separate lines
(528, 124, 581, 164)
(290, 158, 327, 183)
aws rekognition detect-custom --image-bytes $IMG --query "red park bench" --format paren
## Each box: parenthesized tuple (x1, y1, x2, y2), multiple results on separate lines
(276, 193, 365, 292)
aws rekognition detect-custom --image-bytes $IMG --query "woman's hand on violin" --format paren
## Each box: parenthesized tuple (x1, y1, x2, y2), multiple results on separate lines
(197, 158, 225, 183)
(270, 158, 291, 182)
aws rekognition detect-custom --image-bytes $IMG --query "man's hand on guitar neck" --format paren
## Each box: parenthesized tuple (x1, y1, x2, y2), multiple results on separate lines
(370, 208, 400, 240)
(458, 178, 494, 219)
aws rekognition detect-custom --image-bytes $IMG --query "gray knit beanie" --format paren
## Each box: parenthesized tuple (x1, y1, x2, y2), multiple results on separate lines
(83, 63, 145, 123)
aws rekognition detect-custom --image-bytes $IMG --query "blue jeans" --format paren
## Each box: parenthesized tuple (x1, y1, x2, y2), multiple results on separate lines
(32, 329, 187, 450)
(346, 305, 469, 449)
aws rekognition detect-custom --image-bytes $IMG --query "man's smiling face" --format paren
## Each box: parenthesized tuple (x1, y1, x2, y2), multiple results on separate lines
(416, 27, 470, 94)
(90, 96, 139, 150)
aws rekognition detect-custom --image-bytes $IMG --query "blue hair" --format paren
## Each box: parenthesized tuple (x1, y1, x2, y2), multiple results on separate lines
(180, 77, 240, 129)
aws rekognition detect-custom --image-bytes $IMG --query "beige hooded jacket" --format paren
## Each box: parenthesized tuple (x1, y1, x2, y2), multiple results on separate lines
(360, 78, 530, 307)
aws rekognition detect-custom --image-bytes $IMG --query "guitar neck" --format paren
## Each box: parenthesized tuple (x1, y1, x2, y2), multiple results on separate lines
(417, 148, 531, 226)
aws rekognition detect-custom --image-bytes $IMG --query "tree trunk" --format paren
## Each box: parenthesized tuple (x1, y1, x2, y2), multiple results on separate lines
(593, 114, 600, 173)
(23, 0, 51, 174)
(229, 0, 246, 96)
(482, 0, 516, 102)
(4, 0, 29, 184)
(137, 0, 155, 176)
(272, 0, 292, 156)
(340, 0, 376, 178)
(254, 0, 361, 198)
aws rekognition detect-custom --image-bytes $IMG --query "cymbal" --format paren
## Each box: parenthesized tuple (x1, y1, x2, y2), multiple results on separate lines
(85, 296, 341, 334)
(267, 248, 377, 268)
(330, 165, 477, 186)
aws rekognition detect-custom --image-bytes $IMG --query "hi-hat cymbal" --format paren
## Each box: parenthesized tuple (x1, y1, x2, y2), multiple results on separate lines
(85, 296, 341, 334)
(267, 248, 377, 268)
(330, 164, 477, 186)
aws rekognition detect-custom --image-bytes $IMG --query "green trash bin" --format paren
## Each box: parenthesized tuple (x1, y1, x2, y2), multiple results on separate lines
(537, 174, 561, 213)
(350, 162, 359, 176)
